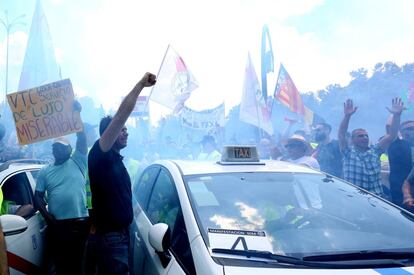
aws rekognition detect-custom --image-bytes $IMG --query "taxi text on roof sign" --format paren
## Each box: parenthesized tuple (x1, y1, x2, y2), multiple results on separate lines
(219, 145, 263, 165)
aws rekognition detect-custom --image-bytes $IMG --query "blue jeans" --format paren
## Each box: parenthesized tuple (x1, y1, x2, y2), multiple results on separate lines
(96, 228, 130, 275)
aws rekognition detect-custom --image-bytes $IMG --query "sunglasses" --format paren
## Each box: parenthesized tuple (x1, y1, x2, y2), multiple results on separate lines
(285, 142, 303, 148)
(354, 134, 369, 138)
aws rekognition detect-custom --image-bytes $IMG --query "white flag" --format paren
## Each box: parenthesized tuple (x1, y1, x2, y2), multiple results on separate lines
(150, 45, 198, 113)
(239, 53, 273, 135)
(18, 0, 60, 91)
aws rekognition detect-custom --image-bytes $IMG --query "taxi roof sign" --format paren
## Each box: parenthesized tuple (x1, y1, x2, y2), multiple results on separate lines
(219, 145, 264, 165)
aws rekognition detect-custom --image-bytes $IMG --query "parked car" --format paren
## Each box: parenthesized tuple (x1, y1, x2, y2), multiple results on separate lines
(131, 145, 414, 274)
(0, 159, 48, 275)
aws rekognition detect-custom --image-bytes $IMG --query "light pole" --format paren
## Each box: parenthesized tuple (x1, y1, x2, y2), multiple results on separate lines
(0, 11, 25, 104)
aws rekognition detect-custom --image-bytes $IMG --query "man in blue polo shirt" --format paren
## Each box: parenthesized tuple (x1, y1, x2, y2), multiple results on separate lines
(34, 101, 88, 275)
(88, 72, 156, 274)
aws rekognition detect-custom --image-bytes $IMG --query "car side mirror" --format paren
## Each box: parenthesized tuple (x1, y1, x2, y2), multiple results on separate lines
(0, 214, 28, 236)
(148, 223, 171, 268)
(149, 223, 171, 252)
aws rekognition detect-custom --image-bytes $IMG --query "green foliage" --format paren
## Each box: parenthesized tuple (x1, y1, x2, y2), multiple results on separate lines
(224, 61, 414, 143)
(308, 61, 414, 140)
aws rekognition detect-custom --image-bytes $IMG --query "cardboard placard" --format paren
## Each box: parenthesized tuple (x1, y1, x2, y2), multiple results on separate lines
(7, 79, 83, 145)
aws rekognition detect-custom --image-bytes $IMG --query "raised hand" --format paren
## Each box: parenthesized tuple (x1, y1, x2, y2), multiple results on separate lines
(343, 99, 357, 116)
(73, 100, 82, 112)
(139, 72, 157, 87)
(284, 117, 299, 125)
(386, 97, 405, 115)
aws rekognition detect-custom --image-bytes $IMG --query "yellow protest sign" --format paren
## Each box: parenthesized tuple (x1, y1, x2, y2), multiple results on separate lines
(7, 79, 83, 145)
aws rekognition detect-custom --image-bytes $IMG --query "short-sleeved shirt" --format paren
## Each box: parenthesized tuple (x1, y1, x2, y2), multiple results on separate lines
(342, 145, 384, 197)
(36, 150, 88, 220)
(88, 140, 132, 232)
(290, 156, 320, 170)
(313, 140, 343, 178)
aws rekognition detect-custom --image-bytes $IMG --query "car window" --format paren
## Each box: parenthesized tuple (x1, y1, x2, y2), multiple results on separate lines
(184, 172, 414, 258)
(146, 168, 196, 274)
(30, 170, 39, 181)
(133, 166, 159, 208)
(147, 169, 180, 231)
(1, 172, 35, 219)
(171, 210, 196, 275)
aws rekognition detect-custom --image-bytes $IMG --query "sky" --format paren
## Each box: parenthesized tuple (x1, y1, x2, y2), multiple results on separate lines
(0, 0, 414, 125)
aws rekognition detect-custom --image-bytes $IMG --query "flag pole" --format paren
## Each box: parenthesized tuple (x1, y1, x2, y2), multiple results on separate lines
(255, 97, 263, 141)
(270, 63, 282, 117)
(145, 44, 171, 109)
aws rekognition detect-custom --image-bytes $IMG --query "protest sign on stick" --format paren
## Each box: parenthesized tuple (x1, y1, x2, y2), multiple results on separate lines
(7, 79, 83, 145)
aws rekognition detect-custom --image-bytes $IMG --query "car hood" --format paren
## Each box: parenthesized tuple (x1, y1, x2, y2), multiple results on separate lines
(224, 266, 414, 274)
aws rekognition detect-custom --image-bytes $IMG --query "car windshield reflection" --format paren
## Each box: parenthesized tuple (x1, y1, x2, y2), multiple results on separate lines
(184, 172, 414, 258)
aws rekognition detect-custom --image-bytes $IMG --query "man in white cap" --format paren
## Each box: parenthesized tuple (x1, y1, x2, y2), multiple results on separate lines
(282, 134, 320, 170)
(34, 101, 88, 275)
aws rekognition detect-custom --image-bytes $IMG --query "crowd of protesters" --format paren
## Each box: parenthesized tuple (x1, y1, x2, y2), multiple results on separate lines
(0, 96, 413, 208)
(1, 73, 414, 274)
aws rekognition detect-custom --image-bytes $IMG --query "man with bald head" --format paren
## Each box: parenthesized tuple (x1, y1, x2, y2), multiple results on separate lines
(389, 120, 414, 207)
(338, 98, 404, 197)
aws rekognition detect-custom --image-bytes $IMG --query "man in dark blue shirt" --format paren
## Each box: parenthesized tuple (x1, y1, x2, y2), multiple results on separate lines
(311, 123, 343, 178)
(88, 72, 156, 274)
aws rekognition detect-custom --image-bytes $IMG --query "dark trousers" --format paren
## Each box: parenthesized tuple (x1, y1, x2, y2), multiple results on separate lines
(95, 228, 130, 275)
(48, 218, 89, 275)
(84, 226, 98, 275)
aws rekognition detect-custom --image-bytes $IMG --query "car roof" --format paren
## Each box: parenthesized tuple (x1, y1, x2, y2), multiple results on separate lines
(0, 160, 47, 180)
(155, 159, 321, 176)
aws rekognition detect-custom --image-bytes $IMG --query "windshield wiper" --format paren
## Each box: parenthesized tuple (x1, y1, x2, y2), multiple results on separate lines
(303, 250, 414, 262)
(212, 248, 407, 268)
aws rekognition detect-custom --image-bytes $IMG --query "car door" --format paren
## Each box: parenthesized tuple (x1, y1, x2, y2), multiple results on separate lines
(0, 169, 46, 275)
(133, 167, 195, 275)
(132, 165, 159, 275)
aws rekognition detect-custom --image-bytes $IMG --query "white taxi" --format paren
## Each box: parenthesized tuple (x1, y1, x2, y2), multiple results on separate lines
(0, 160, 47, 275)
(131, 145, 414, 274)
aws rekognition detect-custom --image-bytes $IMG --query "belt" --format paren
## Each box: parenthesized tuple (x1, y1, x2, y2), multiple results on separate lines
(55, 217, 89, 224)
(96, 226, 129, 234)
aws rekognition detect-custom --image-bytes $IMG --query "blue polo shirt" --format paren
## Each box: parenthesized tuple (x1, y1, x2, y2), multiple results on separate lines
(36, 150, 88, 220)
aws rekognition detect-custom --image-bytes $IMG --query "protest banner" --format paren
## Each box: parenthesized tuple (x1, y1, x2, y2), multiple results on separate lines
(131, 96, 149, 117)
(7, 79, 83, 145)
(180, 103, 225, 131)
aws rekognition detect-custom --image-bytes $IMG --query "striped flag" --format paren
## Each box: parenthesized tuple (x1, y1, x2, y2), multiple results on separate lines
(274, 64, 305, 115)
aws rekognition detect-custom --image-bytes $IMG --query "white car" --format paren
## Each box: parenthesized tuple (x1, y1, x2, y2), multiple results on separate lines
(131, 146, 414, 275)
(0, 159, 47, 275)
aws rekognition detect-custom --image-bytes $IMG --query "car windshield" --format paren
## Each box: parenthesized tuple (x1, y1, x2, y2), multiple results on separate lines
(184, 172, 414, 258)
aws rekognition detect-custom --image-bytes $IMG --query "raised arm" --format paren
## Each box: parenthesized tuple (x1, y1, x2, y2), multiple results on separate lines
(378, 97, 404, 150)
(281, 117, 298, 141)
(73, 101, 87, 155)
(338, 99, 357, 151)
(99, 72, 156, 152)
